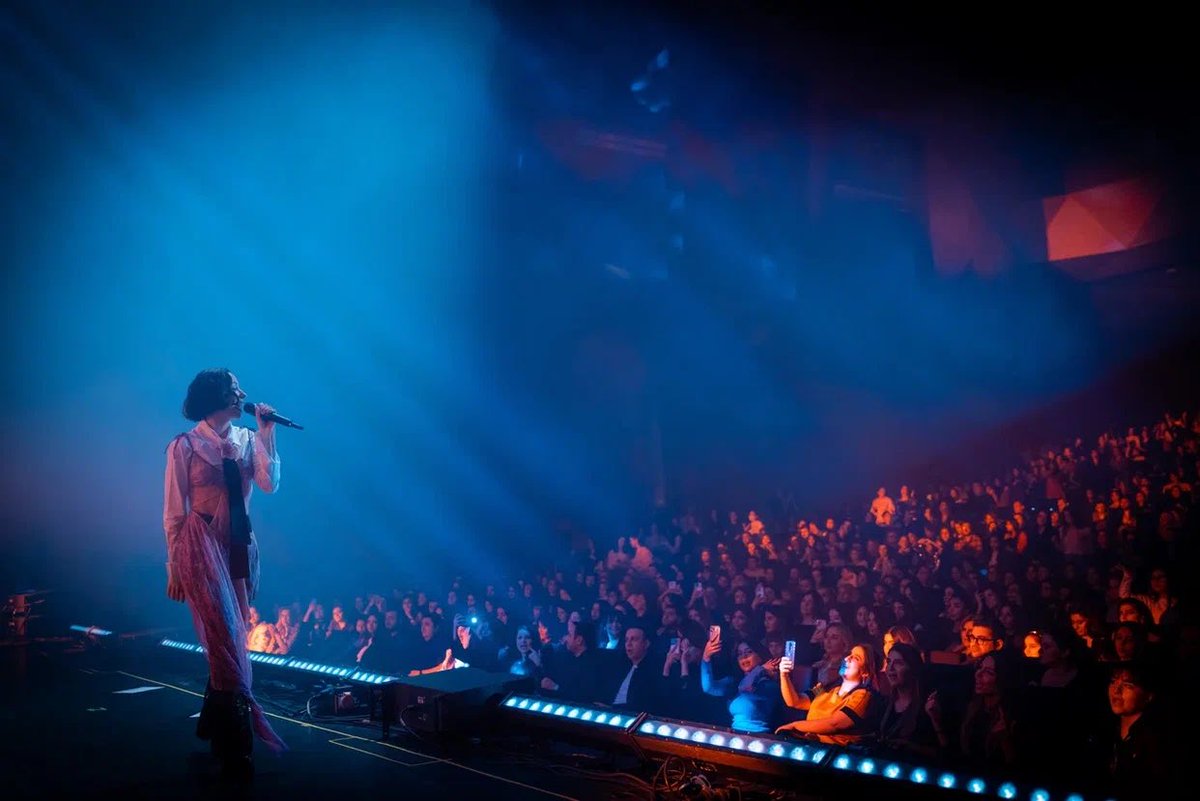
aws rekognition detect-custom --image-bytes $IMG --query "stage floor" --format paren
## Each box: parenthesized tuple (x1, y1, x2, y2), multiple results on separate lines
(0, 638, 636, 801)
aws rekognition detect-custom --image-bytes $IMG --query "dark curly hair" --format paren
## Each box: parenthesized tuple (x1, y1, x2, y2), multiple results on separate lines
(182, 368, 235, 421)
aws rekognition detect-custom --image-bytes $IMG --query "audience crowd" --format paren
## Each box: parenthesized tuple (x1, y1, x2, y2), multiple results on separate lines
(246, 410, 1199, 796)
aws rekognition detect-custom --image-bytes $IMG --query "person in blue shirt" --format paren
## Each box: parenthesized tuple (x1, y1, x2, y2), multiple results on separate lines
(700, 633, 780, 733)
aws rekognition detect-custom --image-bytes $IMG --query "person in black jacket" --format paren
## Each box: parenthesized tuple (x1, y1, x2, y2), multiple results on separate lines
(1107, 661, 1174, 798)
(540, 621, 604, 704)
(605, 626, 661, 712)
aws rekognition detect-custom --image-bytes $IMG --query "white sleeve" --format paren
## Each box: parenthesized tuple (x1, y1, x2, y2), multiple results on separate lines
(252, 428, 281, 493)
(163, 437, 190, 560)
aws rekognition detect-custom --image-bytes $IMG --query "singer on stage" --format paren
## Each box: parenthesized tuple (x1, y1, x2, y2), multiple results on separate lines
(163, 368, 287, 777)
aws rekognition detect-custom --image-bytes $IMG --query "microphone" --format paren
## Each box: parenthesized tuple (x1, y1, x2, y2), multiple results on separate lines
(243, 403, 304, 430)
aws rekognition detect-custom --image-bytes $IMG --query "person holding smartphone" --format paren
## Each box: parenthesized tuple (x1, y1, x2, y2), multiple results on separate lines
(777, 643, 881, 745)
(698, 627, 780, 733)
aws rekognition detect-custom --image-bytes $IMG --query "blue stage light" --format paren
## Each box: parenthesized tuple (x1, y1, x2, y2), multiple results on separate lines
(501, 695, 639, 732)
(858, 759, 876, 774)
(1030, 790, 1050, 801)
(910, 768, 929, 784)
(967, 778, 986, 793)
(883, 764, 902, 779)
(833, 755, 852, 770)
(939, 773, 957, 789)
(998, 782, 1018, 799)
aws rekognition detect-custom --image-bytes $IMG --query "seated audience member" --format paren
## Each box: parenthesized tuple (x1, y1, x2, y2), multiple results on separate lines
(1118, 565, 1178, 627)
(606, 626, 661, 711)
(300, 599, 326, 652)
(360, 610, 403, 673)
(1107, 662, 1174, 797)
(271, 607, 298, 655)
(795, 622, 854, 692)
(407, 615, 447, 675)
(448, 613, 495, 671)
(1037, 626, 1085, 688)
(882, 625, 918, 658)
(964, 615, 1005, 661)
(927, 653, 1017, 768)
(698, 634, 780, 733)
(355, 614, 379, 664)
(497, 624, 543, 677)
(1103, 622, 1149, 663)
(1022, 630, 1041, 659)
(776, 643, 881, 745)
(325, 604, 354, 660)
(1068, 603, 1106, 654)
(540, 621, 604, 703)
(878, 642, 938, 756)
(599, 613, 625, 650)
(246, 606, 278, 654)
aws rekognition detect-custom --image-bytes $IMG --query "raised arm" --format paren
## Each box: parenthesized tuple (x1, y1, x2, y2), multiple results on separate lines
(778, 657, 812, 711)
(699, 658, 735, 697)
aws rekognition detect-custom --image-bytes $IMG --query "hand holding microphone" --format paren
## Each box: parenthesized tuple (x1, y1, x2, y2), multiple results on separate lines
(244, 402, 304, 430)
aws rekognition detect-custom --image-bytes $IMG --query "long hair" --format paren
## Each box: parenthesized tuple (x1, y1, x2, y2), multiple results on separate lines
(884, 641, 925, 699)
(853, 641, 880, 687)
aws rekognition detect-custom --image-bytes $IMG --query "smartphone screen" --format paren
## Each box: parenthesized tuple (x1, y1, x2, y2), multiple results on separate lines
(670, 637, 680, 651)
(708, 625, 720, 642)
(785, 640, 796, 660)
(694, 582, 703, 592)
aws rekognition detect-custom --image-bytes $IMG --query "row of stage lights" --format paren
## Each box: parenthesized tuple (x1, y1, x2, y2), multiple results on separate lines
(159, 638, 397, 685)
(156, 640, 1110, 801)
(501, 694, 1112, 801)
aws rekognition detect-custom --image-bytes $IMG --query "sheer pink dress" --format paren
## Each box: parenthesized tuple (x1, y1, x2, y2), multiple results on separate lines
(163, 419, 286, 753)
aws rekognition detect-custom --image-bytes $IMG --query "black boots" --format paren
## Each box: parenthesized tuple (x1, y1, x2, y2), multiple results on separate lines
(196, 682, 254, 780)
(196, 681, 217, 742)
(221, 692, 254, 780)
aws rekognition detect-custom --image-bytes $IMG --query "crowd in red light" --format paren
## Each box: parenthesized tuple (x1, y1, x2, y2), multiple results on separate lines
(251, 410, 1197, 796)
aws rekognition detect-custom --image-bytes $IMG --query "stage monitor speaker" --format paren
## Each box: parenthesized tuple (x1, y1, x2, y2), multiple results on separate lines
(382, 667, 528, 737)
